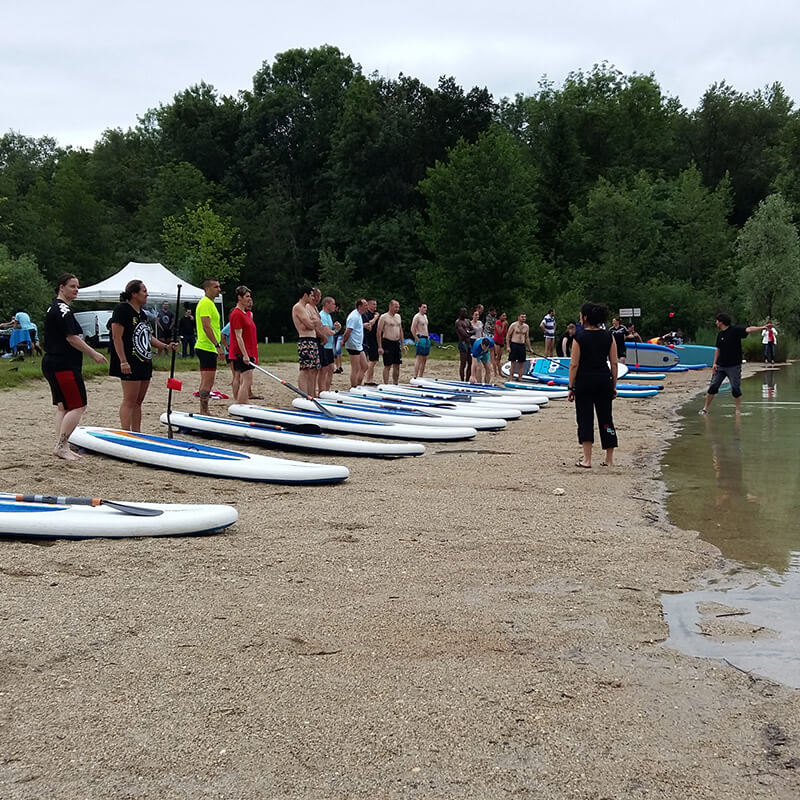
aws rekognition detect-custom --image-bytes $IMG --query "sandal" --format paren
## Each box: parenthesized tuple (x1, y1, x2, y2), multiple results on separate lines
(575, 460, 591, 469)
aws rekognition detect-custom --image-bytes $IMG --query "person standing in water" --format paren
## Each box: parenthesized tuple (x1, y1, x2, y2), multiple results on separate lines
(700, 313, 769, 415)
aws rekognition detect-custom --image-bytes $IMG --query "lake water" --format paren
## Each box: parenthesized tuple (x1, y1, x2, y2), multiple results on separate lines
(660, 365, 800, 687)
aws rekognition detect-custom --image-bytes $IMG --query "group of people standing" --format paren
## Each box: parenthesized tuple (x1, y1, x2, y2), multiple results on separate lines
(291, 289, 433, 394)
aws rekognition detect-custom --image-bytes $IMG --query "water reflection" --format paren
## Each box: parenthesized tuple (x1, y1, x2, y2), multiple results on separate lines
(661, 365, 800, 686)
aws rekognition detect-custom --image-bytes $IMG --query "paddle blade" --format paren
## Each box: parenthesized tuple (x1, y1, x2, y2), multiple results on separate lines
(167, 377, 183, 391)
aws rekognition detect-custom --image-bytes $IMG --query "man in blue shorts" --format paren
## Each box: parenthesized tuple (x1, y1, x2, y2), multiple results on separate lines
(700, 313, 768, 415)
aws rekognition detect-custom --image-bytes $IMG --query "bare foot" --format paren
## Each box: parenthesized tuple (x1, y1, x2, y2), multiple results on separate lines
(54, 446, 79, 461)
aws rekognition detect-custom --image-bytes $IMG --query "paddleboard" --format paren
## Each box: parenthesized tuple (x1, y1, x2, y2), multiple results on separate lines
(160, 411, 425, 457)
(624, 341, 680, 369)
(69, 427, 349, 484)
(501, 358, 630, 381)
(229, 405, 477, 441)
(408, 378, 548, 404)
(674, 344, 716, 367)
(318, 391, 515, 427)
(376, 384, 544, 411)
(291, 397, 504, 429)
(0, 494, 238, 539)
(345, 387, 523, 419)
(503, 380, 656, 399)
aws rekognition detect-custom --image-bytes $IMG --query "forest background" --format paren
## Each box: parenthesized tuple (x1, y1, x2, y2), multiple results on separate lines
(2, 45, 800, 348)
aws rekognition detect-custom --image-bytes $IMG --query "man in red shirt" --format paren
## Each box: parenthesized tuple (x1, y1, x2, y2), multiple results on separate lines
(229, 285, 259, 404)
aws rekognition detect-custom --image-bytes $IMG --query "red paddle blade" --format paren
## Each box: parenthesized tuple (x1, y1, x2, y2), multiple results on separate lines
(167, 377, 183, 391)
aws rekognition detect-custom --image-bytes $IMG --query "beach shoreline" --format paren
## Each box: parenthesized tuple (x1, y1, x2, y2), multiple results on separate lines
(2, 361, 799, 799)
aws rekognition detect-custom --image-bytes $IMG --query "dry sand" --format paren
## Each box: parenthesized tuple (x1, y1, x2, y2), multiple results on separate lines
(1, 359, 799, 799)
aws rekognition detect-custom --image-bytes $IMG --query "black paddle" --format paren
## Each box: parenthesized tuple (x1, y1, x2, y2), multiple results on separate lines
(251, 363, 337, 418)
(15, 494, 163, 517)
(166, 284, 182, 439)
(189, 411, 323, 436)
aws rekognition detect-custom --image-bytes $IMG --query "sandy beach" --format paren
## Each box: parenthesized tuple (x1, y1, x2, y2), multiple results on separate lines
(1, 360, 799, 799)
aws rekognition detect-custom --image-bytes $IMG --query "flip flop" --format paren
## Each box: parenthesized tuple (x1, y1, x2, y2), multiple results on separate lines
(575, 460, 591, 469)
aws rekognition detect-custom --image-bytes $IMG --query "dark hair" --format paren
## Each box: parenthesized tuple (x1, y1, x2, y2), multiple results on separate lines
(56, 273, 77, 290)
(202, 277, 219, 289)
(716, 312, 732, 326)
(580, 302, 608, 326)
(120, 279, 144, 302)
(235, 285, 251, 299)
(298, 285, 313, 299)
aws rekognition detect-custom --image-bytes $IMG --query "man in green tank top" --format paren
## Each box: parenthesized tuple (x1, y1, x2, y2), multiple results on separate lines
(195, 278, 224, 414)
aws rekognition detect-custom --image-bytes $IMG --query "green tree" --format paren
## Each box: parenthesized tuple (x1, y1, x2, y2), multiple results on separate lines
(0, 245, 52, 326)
(161, 200, 245, 286)
(736, 193, 800, 320)
(417, 126, 541, 323)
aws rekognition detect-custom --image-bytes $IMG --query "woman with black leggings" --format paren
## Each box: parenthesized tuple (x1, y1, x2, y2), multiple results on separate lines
(567, 302, 619, 468)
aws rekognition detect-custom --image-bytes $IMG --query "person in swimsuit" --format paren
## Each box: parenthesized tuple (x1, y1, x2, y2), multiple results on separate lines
(109, 279, 177, 431)
(410, 302, 430, 379)
(455, 307, 474, 382)
(506, 313, 532, 382)
(342, 298, 368, 388)
(292, 285, 332, 397)
(470, 336, 495, 384)
(492, 311, 508, 377)
(377, 299, 406, 385)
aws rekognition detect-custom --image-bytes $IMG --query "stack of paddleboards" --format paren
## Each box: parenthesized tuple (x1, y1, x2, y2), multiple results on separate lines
(0, 492, 238, 539)
(501, 359, 662, 398)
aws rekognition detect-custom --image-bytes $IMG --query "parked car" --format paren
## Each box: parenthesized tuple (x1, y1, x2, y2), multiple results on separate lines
(73, 310, 114, 347)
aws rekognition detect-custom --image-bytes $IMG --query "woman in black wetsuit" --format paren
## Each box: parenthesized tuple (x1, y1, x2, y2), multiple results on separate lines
(567, 302, 619, 468)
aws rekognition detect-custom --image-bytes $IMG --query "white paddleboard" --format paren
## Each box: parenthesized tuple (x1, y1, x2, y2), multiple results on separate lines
(315, 393, 510, 429)
(69, 427, 349, 484)
(373, 384, 542, 413)
(0, 494, 238, 539)
(229, 405, 477, 441)
(341, 388, 523, 420)
(160, 411, 425, 457)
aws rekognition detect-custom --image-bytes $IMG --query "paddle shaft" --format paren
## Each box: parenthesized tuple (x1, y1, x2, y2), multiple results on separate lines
(166, 284, 182, 438)
(15, 494, 163, 517)
(251, 363, 337, 418)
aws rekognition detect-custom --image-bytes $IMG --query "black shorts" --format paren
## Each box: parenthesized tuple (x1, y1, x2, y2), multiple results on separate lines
(42, 364, 87, 410)
(111, 358, 153, 382)
(382, 339, 402, 366)
(319, 348, 334, 367)
(364, 339, 379, 362)
(197, 348, 218, 370)
(509, 342, 527, 362)
(347, 347, 363, 357)
(232, 356, 255, 373)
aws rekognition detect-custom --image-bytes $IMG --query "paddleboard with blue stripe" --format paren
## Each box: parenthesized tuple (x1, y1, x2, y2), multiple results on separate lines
(69, 427, 349, 484)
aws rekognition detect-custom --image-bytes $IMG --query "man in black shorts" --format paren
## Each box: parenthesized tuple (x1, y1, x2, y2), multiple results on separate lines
(361, 298, 380, 385)
(377, 299, 406, 385)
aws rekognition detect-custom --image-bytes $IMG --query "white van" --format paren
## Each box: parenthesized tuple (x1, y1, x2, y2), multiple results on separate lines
(73, 310, 114, 347)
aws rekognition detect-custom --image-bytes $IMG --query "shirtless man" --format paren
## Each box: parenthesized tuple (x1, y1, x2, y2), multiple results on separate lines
(455, 307, 474, 382)
(291, 285, 332, 396)
(377, 299, 406, 385)
(506, 312, 532, 382)
(410, 302, 430, 379)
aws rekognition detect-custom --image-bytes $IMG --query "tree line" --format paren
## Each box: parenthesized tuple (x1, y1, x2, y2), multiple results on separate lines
(2, 45, 799, 342)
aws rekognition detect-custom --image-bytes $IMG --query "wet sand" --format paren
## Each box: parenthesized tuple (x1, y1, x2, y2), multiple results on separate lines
(2, 360, 799, 799)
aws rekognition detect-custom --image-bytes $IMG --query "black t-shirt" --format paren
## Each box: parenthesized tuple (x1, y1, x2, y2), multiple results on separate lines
(109, 302, 153, 377)
(575, 329, 613, 375)
(362, 311, 378, 346)
(715, 325, 748, 367)
(178, 314, 195, 338)
(43, 298, 83, 370)
(158, 309, 175, 332)
(610, 325, 627, 353)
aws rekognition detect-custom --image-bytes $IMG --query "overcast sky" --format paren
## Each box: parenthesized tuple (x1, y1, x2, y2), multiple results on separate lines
(3, 0, 798, 150)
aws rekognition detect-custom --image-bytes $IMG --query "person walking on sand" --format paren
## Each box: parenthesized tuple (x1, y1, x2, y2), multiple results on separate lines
(377, 299, 406, 385)
(41, 273, 108, 460)
(410, 302, 430, 379)
(506, 312, 532, 382)
(700, 313, 769, 415)
(195, 278, 224, 415)
(568, 302, 618, 469)
(109, 280, 177, 431)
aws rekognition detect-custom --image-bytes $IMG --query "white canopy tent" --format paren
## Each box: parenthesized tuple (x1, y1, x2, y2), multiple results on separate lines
(78, 262, 223, 307)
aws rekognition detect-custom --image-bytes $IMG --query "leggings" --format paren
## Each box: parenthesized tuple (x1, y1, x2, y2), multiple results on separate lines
(574, 373, 618, 449)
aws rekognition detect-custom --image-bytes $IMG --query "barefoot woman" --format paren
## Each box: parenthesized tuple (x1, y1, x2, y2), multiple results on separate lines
(109, 280, 176, 431)
(41, 274, 108, 460)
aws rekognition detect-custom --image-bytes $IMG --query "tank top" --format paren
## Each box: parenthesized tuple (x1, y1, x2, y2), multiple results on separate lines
(575, 329, 612, 375)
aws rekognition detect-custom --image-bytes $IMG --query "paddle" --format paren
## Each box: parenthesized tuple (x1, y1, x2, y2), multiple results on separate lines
(190, 412, 323, 436)
(15, 494, 163, 517)
(166, 284, 182, 439)
(251, 363, 337, 418)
